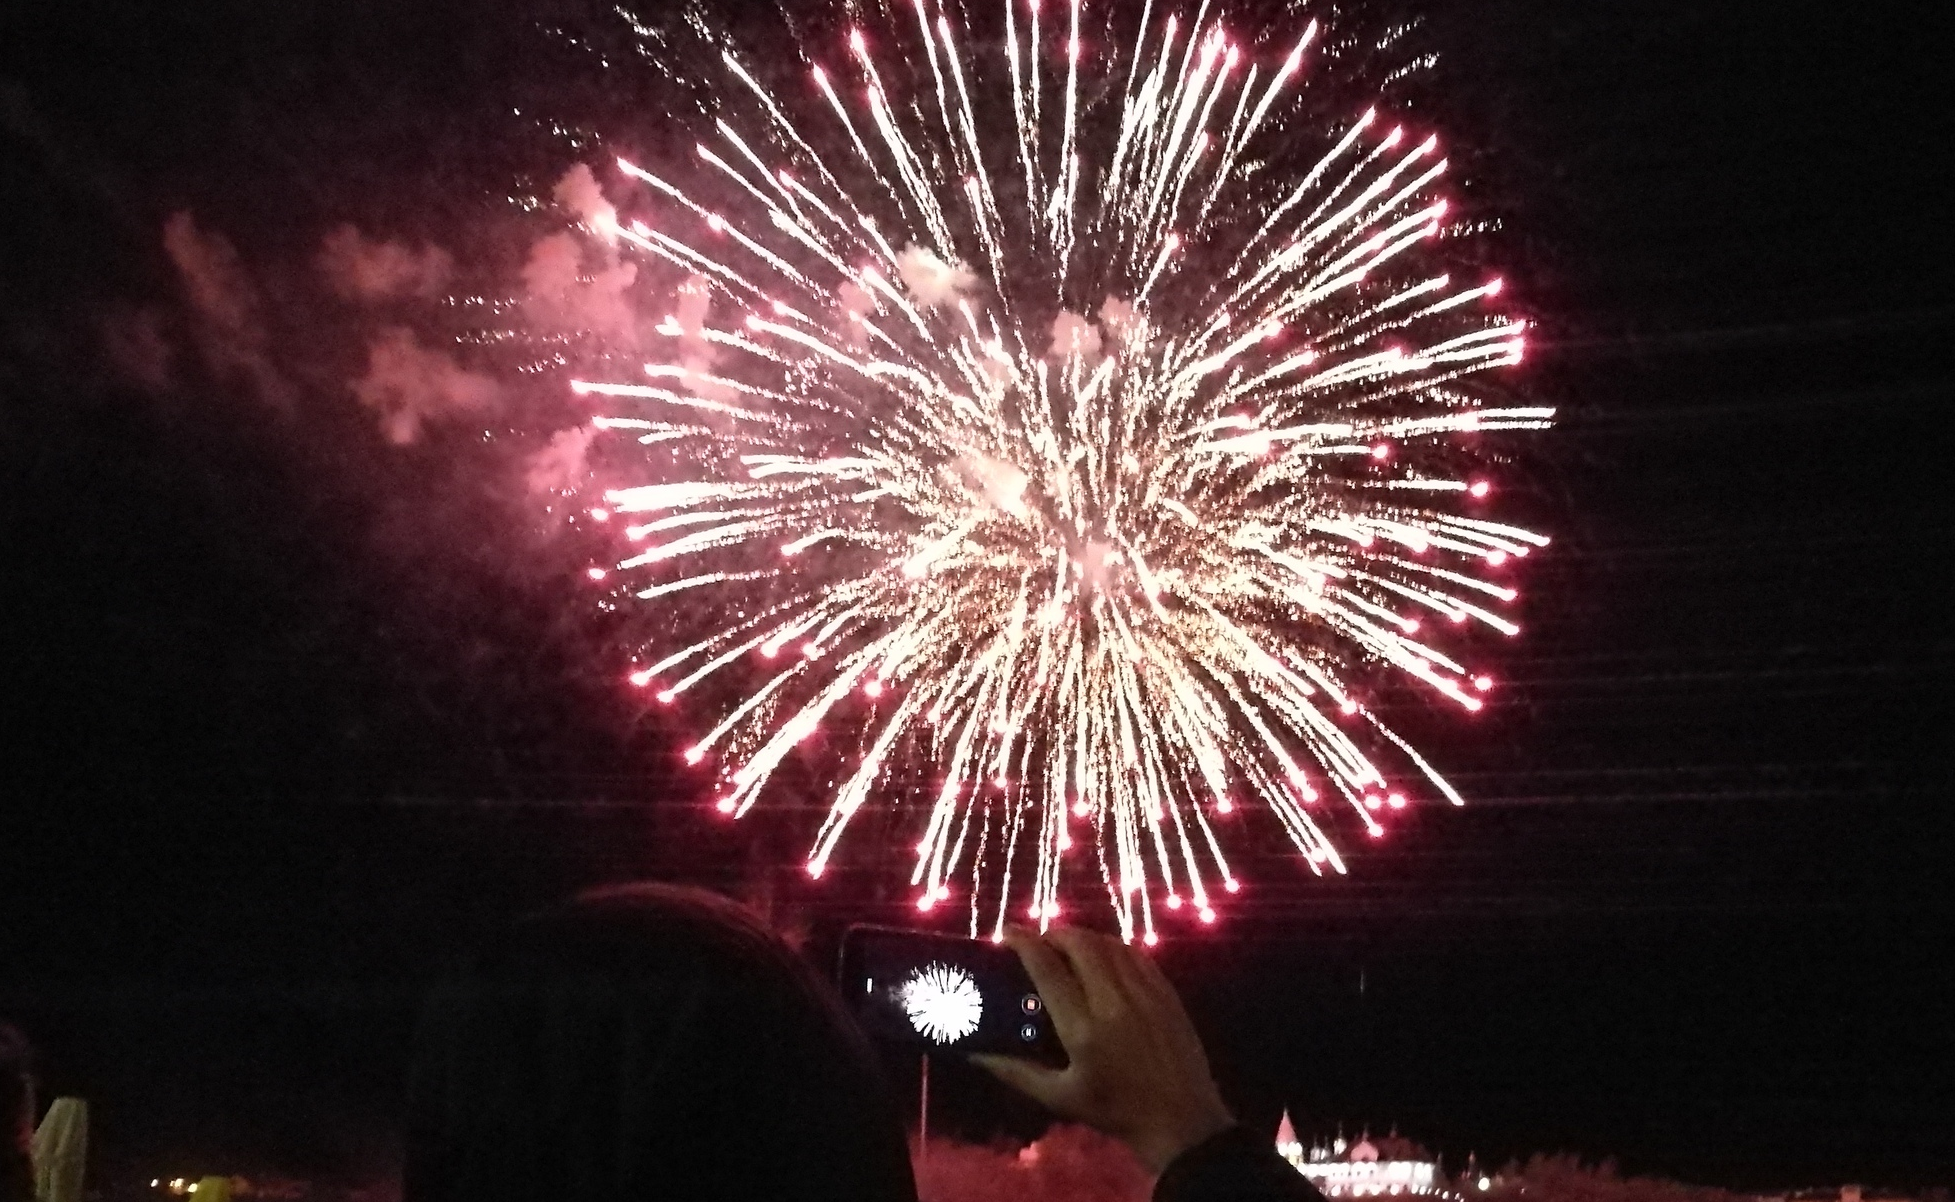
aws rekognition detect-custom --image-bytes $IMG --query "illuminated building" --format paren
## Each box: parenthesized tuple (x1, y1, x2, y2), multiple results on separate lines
(1276, 1112, 1443, 1197)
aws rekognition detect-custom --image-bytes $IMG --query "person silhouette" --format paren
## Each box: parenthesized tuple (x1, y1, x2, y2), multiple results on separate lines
(403, 884, 916, 1202)
(405, 885, 1321, 1202)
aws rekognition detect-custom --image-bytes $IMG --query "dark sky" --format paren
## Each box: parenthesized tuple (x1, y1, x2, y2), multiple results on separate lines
(2, 0, 1952, 1193)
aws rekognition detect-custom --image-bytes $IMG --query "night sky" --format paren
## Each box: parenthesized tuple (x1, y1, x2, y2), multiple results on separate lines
(2, 0, 1951, 1193)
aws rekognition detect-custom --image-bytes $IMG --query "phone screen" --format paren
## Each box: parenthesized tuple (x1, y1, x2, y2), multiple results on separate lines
(839, 925, 1068, 1064)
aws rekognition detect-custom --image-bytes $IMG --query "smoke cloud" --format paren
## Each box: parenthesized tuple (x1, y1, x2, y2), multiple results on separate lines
(1097, 297, 1143, 343)
(958, 453, 1032, 519)
(835, 279, 877, 348)
(100, 305, 174, 392)
(665, 274, 738, 402)
(914, 1126, 1148, 1202)
(317, 225, 453, 302)
(149, 162, 667, 511)
(978, 351, 1014, 394)
(522, 232, 640, 341)
(525, 425, 598, 496)
(896, 245, 977, 308)
(1047, 310, 1104, 362)
(553, 162, 618, 239)
(162, 211, 295, 408)
(352, 327, 501, 445)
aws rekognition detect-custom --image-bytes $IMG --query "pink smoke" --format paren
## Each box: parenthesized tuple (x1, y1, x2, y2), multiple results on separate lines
(352, 327, 500, 445)
(318, 225, 453, 302)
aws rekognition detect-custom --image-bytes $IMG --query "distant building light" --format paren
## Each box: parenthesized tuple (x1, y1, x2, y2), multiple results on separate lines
(1277, 1119, 1440, 1198)
(1294, 1159, 1438, 1195)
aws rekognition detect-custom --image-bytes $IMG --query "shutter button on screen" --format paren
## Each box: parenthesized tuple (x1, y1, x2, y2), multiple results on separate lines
(1020, 994, 1042, 1014)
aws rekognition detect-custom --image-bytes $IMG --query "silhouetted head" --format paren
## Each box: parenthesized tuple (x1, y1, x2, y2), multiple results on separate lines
(0, 1023, 34, 1202)
(404, 884, 916, 1202)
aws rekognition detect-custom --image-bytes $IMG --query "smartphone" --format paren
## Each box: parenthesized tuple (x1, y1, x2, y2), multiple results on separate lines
(839, 924, 1068, 1064)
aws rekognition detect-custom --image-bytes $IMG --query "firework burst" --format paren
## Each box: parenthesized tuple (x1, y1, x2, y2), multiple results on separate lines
(572, 0, 1550, 941)
(898, 962, 987, 1044)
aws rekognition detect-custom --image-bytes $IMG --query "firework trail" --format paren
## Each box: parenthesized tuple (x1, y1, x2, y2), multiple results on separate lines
(573, 0, 1551, 942)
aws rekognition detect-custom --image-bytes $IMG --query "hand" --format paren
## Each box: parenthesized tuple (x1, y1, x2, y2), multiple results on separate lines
(972, 926, 1235, 1175)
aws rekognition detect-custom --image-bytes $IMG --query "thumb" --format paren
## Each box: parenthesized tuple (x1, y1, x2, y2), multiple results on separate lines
(970, 1053, 1070, 1110)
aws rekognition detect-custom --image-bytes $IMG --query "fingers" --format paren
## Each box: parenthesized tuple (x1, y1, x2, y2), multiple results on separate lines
(987, 925, 1234, 1175)
(1003, 927, 1089, 1045)
(1044, 926, 1131, 1015)
(1120, 932, 1177, 996)
(1072, 933, 1210, 1071)
(1118, 941, 1210, 1063)
(1120, 940, 1195, 1031)
(970, 1052, 1071, 1113)
(1102, 931, 1174, 1007)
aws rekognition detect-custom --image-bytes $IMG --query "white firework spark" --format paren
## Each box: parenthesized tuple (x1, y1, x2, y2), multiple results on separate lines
(575, 1, 1551, 941)
(898, 962, 986, 1044)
